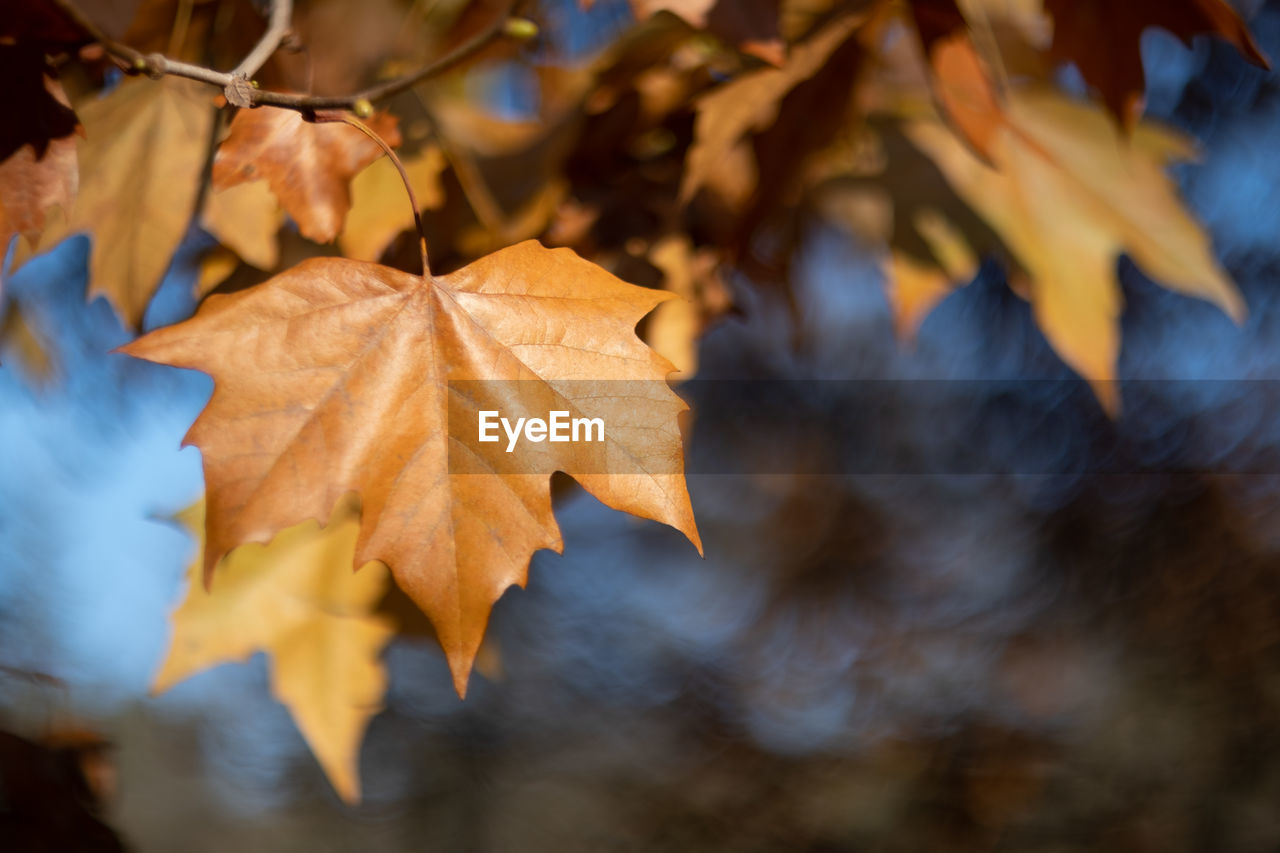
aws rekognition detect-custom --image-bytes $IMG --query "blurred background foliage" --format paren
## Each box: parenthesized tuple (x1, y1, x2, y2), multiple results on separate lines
(5, 0, 1280, 850)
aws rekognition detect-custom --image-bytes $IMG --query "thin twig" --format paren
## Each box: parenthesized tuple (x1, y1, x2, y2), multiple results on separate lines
(232, 0, 293, 81)
(313, 112, 430, 275)
(51, 0, 520, 114)
(343, 0, 519, 105)
(0, 664, 64, 688)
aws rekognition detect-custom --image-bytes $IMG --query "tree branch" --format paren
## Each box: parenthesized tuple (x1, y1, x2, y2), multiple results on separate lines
(232, 0, 293, 81)
(51, 0, 524, 114)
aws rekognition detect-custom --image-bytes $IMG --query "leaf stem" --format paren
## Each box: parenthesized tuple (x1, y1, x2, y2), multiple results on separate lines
(312, 113, 430, 276)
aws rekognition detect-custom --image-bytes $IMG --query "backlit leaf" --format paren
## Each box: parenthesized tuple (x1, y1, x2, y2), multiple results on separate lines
(28, 78, 213, 329)
(125, 241, 700, 694)
(212, 108, 402, 244)
(905, 90, 1244, 411)
(155, 496, 394, 804)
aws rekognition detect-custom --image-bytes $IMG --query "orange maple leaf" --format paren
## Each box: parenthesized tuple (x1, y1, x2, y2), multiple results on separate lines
(212, 107, 402, 244)
(123, 242, 700, 695)
(0, 134, 77, 258)
(909, 0, 1005, 160)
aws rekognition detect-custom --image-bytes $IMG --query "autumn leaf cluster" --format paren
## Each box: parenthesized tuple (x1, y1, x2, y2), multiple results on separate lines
(0, 0, 1267, 802)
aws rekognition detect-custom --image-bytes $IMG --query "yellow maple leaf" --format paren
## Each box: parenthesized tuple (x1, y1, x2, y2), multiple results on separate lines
(154, 495, 394, 804)
(903, 90, 1243, 411)
(339, 145, 446, 262)
(27, 78, 214, 329)
(202, 180, 282, 272)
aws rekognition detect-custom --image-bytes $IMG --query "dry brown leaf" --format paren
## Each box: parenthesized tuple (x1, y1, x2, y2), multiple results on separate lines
(202, 180, 282, 272)
(339, 145, 446, 262)
(910, 0, 1004, 159)
(0, 136, 78, 259)
(212, 108, 402, 244)
(155, 496, 393, 803)
(27, 78, 213, 329)
(905, 90, 1243, 411)
(0, 53, 79, 258)
(682, 12, 864, 206)
(1044, 0, 1269, 128)
(124, 241, 700, 694)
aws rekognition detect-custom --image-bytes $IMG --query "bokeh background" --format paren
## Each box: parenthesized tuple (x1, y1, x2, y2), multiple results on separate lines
(4, 0, 1280, 849)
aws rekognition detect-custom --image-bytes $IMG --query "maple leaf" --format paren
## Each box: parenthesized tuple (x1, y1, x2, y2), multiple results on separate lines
(682, 11, 864, 206)
(0, 46, 79, 259)
(908, 0, 1004, 159)
(212, 108, 402, 244)
(25, 78, 213, 329)
(339, 145, 446, 262)
(1044, 0, 1269, 128)
(0, 132, 78, 260)
(202, 180, 283, 273)
(904, 90, 1244, 412)
(124, 241, 700, 694)
(155, 496, 393, 803)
